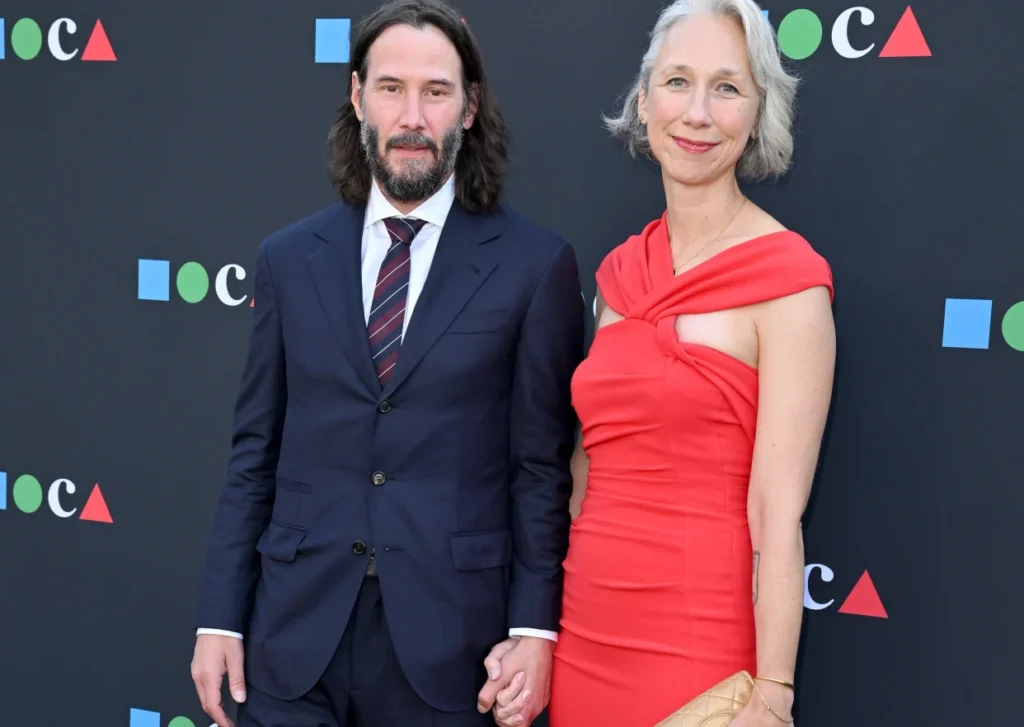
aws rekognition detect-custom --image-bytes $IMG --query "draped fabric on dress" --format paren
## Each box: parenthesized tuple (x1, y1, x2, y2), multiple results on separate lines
(549, 213, 834, 727)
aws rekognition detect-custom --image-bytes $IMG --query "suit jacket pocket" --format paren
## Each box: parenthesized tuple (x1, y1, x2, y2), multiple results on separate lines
(450, 529, 512, 571)
(446, 308, 512, 334)
(275, 476, 312, 494)
(256, 522, 307, 562)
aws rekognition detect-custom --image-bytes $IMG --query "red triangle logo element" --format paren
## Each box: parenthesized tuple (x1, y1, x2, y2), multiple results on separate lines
(80, 484, 113, 523)
(82, 20, 117, 62)
(250, 297, 255, 308)
(879, 7, 931, 57)
(838, 571, 887, 618)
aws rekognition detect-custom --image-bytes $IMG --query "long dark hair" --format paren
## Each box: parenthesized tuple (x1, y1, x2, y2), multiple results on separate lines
(326, 0, 509, 213)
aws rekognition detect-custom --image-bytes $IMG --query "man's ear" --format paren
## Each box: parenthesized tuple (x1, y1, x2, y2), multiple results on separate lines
(351, 72, 364, 121)
(463, 83, 480, 129)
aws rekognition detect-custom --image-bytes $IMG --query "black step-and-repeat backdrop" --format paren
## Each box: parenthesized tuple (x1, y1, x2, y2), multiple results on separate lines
(1, 1, 1020, 724)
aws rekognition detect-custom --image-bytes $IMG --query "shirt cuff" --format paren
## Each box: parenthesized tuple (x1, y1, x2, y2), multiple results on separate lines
(508, 628, 558, 642)
(197, 628, 244, 640)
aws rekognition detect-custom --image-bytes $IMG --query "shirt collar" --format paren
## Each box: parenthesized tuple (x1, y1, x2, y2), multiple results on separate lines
(365, 173, 456, 230)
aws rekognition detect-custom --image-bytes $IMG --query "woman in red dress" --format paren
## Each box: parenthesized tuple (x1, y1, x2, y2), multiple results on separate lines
(482, 1, 835, 726)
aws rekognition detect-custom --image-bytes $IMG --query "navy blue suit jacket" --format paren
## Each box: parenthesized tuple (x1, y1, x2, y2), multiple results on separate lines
(195, 198, 584, 711)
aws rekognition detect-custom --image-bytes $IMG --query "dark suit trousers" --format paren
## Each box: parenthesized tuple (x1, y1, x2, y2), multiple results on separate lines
(237, 575, 492, 727)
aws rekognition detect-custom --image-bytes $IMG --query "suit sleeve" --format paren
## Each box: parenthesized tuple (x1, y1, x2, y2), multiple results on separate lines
(507, 240, 585, 633)
(195, 240, 287, 634)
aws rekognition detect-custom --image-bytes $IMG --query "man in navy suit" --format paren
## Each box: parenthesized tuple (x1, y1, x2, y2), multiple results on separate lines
(190, 2, 583, 726)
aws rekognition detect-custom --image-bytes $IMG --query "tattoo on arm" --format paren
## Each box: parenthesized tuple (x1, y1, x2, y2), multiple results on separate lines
(752, 550, 761, 605)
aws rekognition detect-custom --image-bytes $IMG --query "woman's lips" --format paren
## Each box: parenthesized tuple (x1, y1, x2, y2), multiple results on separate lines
(673, 137, 719, 153)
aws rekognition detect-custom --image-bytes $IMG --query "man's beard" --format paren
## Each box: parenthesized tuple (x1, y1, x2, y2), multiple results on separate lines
(360, 117, 464, 204)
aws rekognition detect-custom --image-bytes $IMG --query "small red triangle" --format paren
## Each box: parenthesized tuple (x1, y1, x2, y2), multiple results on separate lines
(838, 571, 887, 618)
(250, 297, 255, 308)
(82, 20, 117, 62)
(879, 7, 931, 57)
(79, 484, 113, 523)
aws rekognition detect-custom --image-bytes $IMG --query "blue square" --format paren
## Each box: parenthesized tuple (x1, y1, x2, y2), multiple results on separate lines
(0, 19, 5, 60)
(0, 472, 6, 511)
(762, 9, 770, 21)
(137, 259, 170, 301)
(129, 708, 160, 727)
(315, 18, 350, 63)
(942, 298, 992, 349)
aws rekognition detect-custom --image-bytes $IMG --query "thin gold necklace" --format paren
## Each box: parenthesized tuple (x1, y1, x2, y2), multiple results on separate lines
(672, 196, 747, 275)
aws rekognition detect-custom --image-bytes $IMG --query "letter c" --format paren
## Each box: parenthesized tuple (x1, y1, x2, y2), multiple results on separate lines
(48, 18, 78, 61)
(48, 478, 78, 518)
(804, 563, 835, 610)
(215, 264, 248, 306)
(832, 7, 875, 59)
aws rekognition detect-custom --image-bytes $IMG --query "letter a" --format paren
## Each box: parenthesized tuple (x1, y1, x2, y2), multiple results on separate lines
(80, 484, 114, 523)
(879, 6, 931, 58)
(82, 19, 117, 61)
(838, 571, 888, 618)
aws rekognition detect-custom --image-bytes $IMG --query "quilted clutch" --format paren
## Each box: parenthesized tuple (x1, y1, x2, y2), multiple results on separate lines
(652, 670, 754, 726)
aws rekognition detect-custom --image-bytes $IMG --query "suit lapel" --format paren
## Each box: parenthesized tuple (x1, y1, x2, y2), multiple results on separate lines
(305, 202, 380, 395)
(381, 202, 503, 397)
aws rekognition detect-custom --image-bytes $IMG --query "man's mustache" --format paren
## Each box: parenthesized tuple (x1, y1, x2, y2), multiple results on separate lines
(385, 133, 439, 154)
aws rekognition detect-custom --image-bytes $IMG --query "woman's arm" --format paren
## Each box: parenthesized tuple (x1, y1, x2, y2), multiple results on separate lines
(743, 285, 835, 723)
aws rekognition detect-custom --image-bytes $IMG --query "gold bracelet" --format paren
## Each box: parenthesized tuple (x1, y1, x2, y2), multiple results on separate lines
(755, 676, 795, 690)
(753, 683, 794, 724)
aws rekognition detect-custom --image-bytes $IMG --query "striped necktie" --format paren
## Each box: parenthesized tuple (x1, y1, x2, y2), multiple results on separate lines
(367, 216, 427, 387)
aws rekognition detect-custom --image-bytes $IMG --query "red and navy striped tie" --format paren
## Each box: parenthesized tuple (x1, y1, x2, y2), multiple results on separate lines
(368, 216, 427, 386)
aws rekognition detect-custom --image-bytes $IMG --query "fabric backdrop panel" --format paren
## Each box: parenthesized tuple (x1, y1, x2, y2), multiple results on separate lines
(0, 0, 1018, 724)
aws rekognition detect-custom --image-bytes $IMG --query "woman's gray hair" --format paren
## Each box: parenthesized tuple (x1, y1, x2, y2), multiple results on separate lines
(604, 0, 798, 182)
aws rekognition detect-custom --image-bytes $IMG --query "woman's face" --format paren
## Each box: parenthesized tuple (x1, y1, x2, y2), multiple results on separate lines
(640, 14, 761, 186)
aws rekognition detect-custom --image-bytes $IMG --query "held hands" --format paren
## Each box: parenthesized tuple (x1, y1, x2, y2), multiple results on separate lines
(191, 634, 247, 727)
(477, 636, 554, 727)
(729, 680, 795, 727)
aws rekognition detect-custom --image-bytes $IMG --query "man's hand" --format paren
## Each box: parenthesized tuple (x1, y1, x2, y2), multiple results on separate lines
(191, 634, 247, 727)
(477, 636, 554, 726)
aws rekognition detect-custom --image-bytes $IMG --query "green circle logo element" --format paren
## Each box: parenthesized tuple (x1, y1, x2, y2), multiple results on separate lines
(777, 9, 823, 60)
(11, 18, 43, 60)
(1002, 302, 1024, 351)
(12, 474, 43, 513)
(176, 262, 210, 303)
(167, 718, 196, 727)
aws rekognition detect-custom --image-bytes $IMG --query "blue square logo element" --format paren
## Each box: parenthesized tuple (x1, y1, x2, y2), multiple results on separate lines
(0, 19, 6, 60)
(0, 471, 6, 511)
(315, 18, 350, 63)
(129, 709, 160, 727)
(762, 9, 770, 21)
(942, 298, 992, 349)
(138, 259, 170, 301)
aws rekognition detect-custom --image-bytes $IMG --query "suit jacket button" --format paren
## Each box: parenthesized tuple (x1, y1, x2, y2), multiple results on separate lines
(352, 541, 366, 555)
(378, 400, 392, 413)
(371, 471, 386, 486)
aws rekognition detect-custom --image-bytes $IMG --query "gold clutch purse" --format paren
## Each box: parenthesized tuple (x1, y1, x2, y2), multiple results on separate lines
(652, 670, 754, 726)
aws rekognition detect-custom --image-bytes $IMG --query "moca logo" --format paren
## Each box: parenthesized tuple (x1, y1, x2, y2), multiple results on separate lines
(130, 708, 214, 727)
(763, 5, 930, 60)
(941, 297, 1024, 351)
(804, 564, 887, 618)
(137, 259, 253, 307)
(0, 470, 113, 523)
(0, 17, 116, 61)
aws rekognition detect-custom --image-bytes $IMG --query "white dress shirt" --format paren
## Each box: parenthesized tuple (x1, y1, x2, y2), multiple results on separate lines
(198, 176, 557, 643)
